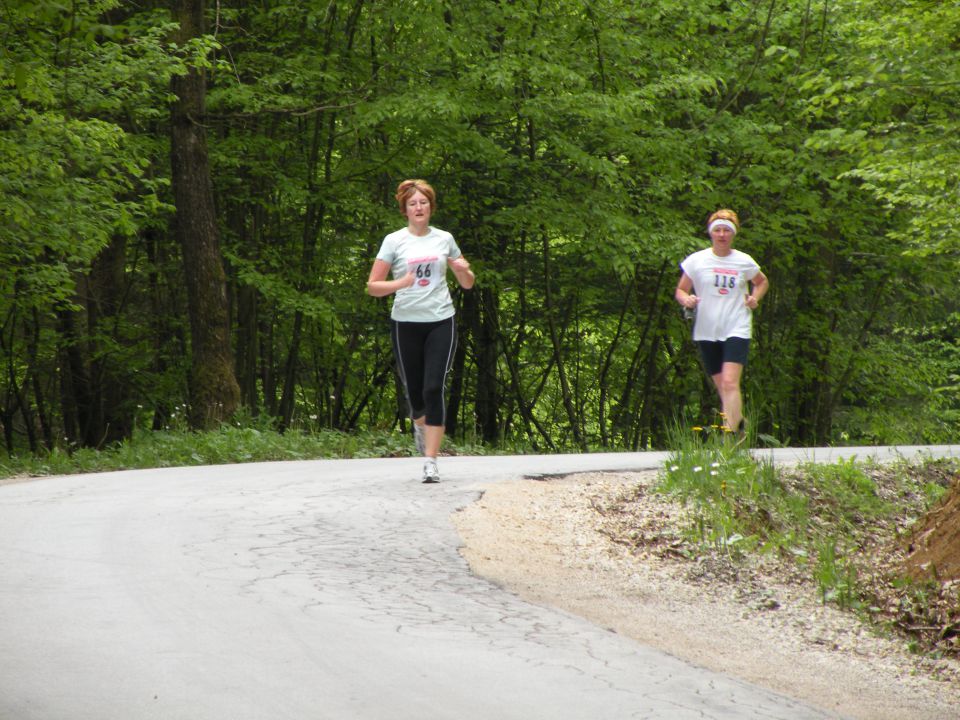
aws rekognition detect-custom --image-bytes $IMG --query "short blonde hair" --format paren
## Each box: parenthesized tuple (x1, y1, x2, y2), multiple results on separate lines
(707, 208, 740, 232)
(395, 179, 436, 215)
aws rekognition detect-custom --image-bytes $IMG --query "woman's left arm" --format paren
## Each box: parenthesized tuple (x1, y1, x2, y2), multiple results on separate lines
(745, 271, 769, 309)
(448, 256, 475, 290)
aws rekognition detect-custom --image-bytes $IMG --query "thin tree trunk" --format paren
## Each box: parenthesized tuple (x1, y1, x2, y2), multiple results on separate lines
(542, 234, 586, 451)
(279, 1, 364, 429)
(235, 283, 260, 413)
(597, 271, 638, 447)
(144, 225, 178, 431)
(2, 309, 39, 452)
(88, 235, 133, 445)
(277, 112, 322, 429)
(55, 304, 92, 447)
(460, 286, 500, 444)
(28, 308, 53, 450)
(500, 344, 557, 451)
(611, 261, 668, 441)
(446, 310, 466, 439)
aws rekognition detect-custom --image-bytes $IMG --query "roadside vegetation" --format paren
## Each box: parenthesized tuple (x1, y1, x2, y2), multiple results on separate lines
(0, 416, 494, 480)
(611, 421, 960, 661)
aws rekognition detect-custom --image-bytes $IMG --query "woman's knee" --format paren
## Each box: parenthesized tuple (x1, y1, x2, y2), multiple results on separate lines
(717, 374, 741, 396)
(422, 381, 444, 405)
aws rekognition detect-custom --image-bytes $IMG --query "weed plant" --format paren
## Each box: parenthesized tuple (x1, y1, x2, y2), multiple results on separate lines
(658, 417, 903, 609)
(659, 417, 780, 557)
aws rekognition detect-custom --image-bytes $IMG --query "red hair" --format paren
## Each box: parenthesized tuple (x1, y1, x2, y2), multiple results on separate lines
(395, 179, 436, 215)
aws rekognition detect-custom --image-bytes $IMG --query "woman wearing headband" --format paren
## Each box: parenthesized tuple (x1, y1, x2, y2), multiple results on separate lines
(367, 179, 475, 483)
(674, 209, 768, 437)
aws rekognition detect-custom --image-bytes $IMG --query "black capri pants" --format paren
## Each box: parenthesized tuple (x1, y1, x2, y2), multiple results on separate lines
(391, 317, 457, 427)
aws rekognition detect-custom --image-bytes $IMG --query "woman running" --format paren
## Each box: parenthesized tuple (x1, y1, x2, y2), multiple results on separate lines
(675, 209, 768, 437)
(367, 179, 475, 482)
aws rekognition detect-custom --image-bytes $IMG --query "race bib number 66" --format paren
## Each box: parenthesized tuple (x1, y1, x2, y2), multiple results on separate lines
(407, 256, 441, 290)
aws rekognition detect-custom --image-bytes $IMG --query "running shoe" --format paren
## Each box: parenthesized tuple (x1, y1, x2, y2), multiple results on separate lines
(413, 421, 426, 456)
(422, 458, 440, 484)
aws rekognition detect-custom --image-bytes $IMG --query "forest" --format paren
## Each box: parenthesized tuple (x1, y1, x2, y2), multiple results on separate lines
(1, 0, 958, 455)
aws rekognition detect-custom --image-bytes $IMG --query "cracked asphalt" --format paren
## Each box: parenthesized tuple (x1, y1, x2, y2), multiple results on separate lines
(1, 446, 957, 719)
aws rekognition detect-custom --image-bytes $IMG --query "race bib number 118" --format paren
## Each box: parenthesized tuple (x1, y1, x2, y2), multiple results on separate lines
(711, 268, 738, 297)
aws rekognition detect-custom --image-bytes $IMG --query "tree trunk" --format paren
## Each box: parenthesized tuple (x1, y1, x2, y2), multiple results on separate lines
(597, 270, 639, 447)
(56, 305, 91, 447)
(27, 308, 54, 450)
(459, 286, 499, 444)
(235, 283, 260, 414)
(611, 261, 668, 443)
(169, 0, 239, 430)
(446, 306, 466, 439)
(87, 235, 134, 445)
(542, 234, 586, 451)
(905, 476, 960, 583)
(144, 225, 179, 431)
(278, 116, 324, 430)
(228, 196, 261, 416)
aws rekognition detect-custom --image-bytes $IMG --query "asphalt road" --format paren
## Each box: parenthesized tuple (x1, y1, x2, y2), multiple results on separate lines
(1, 445, 957, 720)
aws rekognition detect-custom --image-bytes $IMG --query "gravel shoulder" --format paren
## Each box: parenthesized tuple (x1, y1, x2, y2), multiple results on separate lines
(452, 470, 960, 720)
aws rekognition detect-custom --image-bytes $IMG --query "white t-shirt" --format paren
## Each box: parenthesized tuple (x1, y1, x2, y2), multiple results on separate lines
(376, 226, 462, 322)
(680, 248, 761, 341)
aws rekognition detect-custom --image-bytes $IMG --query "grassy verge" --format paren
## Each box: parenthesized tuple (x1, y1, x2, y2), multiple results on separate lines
(648, 422, 959, 658)
(0, 424, 494, 480)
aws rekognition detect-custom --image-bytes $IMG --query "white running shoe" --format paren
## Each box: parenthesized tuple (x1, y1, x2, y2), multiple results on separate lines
(413, 422, 426, 456)
(422, 458, 439, 484)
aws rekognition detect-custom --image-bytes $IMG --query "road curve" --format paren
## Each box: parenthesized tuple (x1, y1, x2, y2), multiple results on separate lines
(1, 446, 957, 720)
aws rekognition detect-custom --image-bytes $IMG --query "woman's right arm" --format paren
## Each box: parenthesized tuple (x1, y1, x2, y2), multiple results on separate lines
(366, 259, 414, 297)
(675, 272, 699, 309)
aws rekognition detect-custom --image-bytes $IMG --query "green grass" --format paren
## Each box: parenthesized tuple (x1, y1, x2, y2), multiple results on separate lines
(657, 420, 955, 615)
(0, 423, 495, 480)
(659, 420, 786, 557)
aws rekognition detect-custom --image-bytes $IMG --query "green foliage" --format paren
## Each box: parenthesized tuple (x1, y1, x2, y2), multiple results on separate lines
(657, 437, 929, 608)
(659, 421, 788, 557)
(835, 314, 960, 444)
(802, 0, 960, 257)
(814, 538, 860, 609)
(0, 418, 494, 480)
(1, 0, 958, 455)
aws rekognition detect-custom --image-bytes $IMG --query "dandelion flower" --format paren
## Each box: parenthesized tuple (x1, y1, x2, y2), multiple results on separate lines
(692, 426, 703, 432)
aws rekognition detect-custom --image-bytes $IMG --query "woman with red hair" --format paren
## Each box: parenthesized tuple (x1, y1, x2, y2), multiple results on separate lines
(367, 179, 475, 483)
(674, 209, 768, 437)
